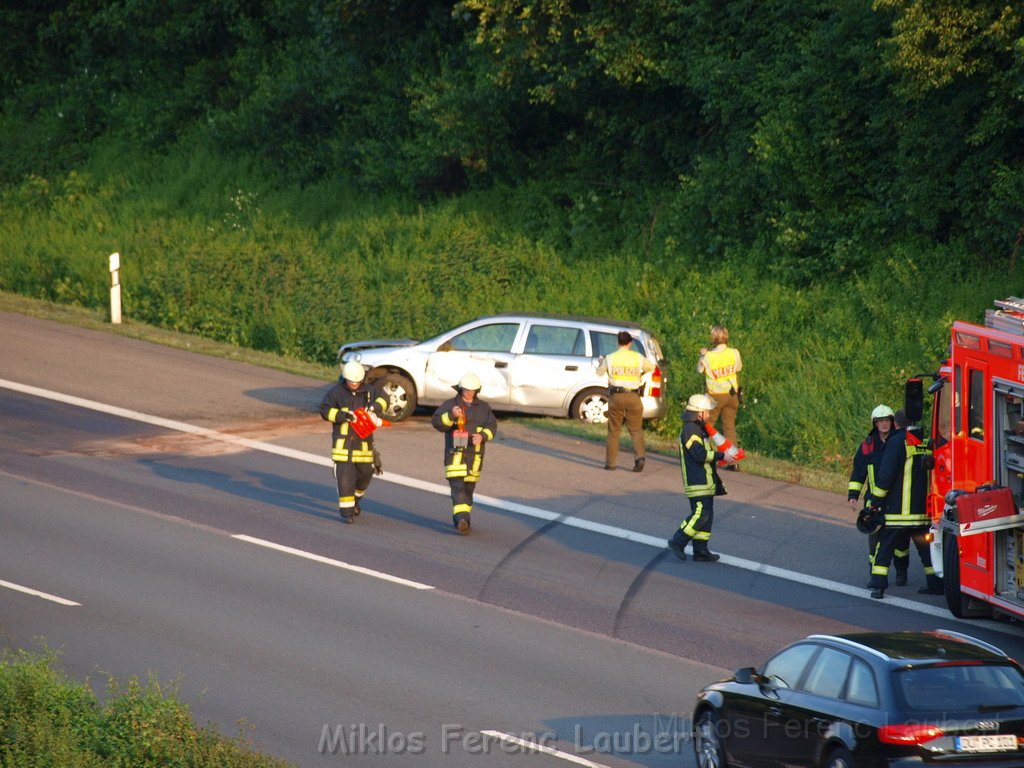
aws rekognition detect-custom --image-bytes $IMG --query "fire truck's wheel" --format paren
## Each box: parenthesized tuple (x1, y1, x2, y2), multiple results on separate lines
(571, 388, 609, 424)
(373, 371, 417, 422)
(943, 537, 992, 619)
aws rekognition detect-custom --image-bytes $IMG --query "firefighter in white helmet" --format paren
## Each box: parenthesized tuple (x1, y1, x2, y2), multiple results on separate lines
(431, 372, 498, 534)
(319, 361, 388, 523)
(847, 404, 909, 586)
(667, 393, 726, 562)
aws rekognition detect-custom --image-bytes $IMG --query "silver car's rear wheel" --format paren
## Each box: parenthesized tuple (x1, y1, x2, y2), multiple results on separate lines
(372, 371, 418, 422)
(694, 710, 726, 768)
(571, 388, 609, 424)
(823, 747, 853, 768)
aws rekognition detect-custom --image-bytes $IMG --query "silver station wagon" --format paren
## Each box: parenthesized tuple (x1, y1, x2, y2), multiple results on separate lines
(337, 313, 667, 423)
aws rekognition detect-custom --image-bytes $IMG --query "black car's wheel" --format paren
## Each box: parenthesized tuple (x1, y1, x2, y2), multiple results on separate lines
(694, 710, 726, 768)
(571, 387, 609, 424)
(943, 535, 991, 618)
(372, 371, 418, 422)
(823, 746, 854, 768)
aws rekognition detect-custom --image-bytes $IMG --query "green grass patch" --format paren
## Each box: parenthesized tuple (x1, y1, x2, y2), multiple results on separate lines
(0, 647, 294, 767)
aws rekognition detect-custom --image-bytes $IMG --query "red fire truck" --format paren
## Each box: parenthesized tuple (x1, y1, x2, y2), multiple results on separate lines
(912, 297, 1024, 619)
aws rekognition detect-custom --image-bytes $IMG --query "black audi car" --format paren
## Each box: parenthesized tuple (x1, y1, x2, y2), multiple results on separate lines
(693, 630, 1024, 768)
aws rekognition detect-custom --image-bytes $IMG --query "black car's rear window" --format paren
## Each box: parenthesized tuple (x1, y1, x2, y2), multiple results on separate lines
(894, 664, 1024, 714)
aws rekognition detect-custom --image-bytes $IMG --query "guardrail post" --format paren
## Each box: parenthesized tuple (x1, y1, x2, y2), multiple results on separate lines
(109, 252, 122, 324)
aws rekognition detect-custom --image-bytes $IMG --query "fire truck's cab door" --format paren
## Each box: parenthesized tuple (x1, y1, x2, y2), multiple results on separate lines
(963, 360, 990, 489)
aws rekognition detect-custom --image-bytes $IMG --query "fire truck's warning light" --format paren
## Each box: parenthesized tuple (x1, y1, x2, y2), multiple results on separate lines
(955, 331, 981, 349)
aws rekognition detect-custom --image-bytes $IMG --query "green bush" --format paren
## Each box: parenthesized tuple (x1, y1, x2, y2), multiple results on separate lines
(0, 648, 293, 768)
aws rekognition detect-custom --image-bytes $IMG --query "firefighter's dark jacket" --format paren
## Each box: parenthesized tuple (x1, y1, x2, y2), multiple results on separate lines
(873, 426, 931, 526)
(319, 378, 388, 463)
(431, 393, 497, 459)
(679, 410, 725, 499)
(848, 427, 886, 505)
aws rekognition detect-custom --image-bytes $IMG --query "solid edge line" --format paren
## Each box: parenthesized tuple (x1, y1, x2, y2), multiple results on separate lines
(0, 378, 978, 623)
(0, 578, 80, 606)
(480, 731, 610, 768)
(231, 534, 434, 591)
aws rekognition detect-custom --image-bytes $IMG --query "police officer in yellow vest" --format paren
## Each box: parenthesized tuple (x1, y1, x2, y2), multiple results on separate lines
(697, 325, 743, 456)
(597, 331, 655, 471)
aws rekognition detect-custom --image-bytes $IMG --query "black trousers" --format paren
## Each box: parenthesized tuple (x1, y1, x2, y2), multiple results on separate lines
(448, 476, 478, 518)
(672, 495, 714, 552)
(334, 461, 374, 514)
(869, 526, 941, 590)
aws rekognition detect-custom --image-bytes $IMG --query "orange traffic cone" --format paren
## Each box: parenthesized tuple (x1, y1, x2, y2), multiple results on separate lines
(705, 424, 745, 466)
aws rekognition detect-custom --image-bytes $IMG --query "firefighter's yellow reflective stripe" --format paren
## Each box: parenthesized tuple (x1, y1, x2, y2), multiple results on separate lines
(339, 496, 356, 509)
(924, 566, 935, 576)
(895, 546, 909, 558)
(692, 530, 711, 541)
(471, 452, 483, 475)
(871, 564, 888, 575)
(479, 427, 494, 441)
(848, 480, 863, 493)
(682, 501, 705, 538)
(867, 466, 881, 498)
(884, 516, 929, 526)
(373, 395, 388, 412)
(441, 412, 455, 426)
(901, 454, 914, 515)
(328, 407, 340, 422)
(453, 504, 471, 514)
(874, 486, 889, 499)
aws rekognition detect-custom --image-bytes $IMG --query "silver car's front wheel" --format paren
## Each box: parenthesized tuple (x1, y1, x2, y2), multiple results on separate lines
(373, 371, 418, 422)
(694, 711, 725, 768)
(571, 388, 609, 424)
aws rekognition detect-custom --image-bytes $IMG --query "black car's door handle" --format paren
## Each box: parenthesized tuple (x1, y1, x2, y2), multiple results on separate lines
(565, 365, 578, 371)
(494, 362, 507, 368)
(768, 707, 782, 717)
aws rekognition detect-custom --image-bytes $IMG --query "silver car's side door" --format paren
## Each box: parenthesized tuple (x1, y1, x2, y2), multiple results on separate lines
(508, 322, 592, 411)
(423, 322, 520, 405)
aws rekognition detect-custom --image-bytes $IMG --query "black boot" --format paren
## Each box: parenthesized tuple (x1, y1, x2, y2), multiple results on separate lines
(667, 535, 688, 561)
(692, 549, 721, 562)
(454, 513, 471, 535)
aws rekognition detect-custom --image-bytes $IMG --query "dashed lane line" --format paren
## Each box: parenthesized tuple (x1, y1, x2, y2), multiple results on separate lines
(0, 578, 80, 606)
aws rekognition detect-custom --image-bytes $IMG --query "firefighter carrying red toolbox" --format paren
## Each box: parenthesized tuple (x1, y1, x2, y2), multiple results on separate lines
(319, 361, 390, 523)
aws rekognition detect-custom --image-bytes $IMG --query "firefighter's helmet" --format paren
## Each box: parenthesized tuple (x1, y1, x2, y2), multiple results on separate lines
(871, 404, 895, 422)
(458, 372, 482, 391)
(686, 394, 715, 412)
(856, 506, 885, 535)
(341, 361, 366, 383)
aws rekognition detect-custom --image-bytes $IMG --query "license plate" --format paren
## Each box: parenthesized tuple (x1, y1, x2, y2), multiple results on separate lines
(956, 735, 1018, 753)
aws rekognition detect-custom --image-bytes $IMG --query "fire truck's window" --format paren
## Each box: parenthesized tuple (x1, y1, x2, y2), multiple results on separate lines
(935, 378, 952, 446)
(968, 369, 984, 440)
(954, 365, 962, 435)
(988, 340, 1013, 358)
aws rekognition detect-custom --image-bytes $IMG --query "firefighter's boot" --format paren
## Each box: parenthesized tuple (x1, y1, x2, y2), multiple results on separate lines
(454, 513, 471, 535)
(692, 544, 721, 563)
(339, 508, 355, 524)
(667, 533, 689, 561)
(895, 567, 908, 587)
(918, 574, 944, 595)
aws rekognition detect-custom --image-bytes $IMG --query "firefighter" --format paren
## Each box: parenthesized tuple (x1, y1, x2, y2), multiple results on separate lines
(698, 325, 743, 469)
(848, 404, 909, 586)
(319, 361, 388, 523)
(431, 372, 497, 534)
(597, 330, 655, 471)
(667, 394, 729, 562)
(868, 410, 943, 599)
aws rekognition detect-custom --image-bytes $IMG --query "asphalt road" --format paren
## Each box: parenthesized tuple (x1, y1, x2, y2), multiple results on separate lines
(3, 311, 1024, 767)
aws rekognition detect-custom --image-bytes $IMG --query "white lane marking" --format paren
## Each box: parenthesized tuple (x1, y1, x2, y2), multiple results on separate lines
(0, 578, 80, 606)
(0, 378, 995, 625)
(481, 731, 610, 767)
(232, 534, 434, 590)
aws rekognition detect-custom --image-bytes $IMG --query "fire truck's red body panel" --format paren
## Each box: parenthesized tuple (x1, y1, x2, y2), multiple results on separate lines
(928, 301, 1024, 617)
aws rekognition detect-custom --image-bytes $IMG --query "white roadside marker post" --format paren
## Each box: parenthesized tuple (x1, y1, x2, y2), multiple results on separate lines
(109, 252, 121, 324)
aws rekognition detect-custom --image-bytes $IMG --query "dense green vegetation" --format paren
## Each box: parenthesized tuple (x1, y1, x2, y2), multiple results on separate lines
(1, 1, 1022, 469)
(0, 648, 293, 767)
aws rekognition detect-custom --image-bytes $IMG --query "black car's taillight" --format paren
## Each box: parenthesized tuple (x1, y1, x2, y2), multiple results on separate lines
(878, 724, 945, 745)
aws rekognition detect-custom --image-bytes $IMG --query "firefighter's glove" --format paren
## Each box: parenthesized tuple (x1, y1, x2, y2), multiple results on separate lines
(339, 410, 355, 422)
(372, 449, 384, 476)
